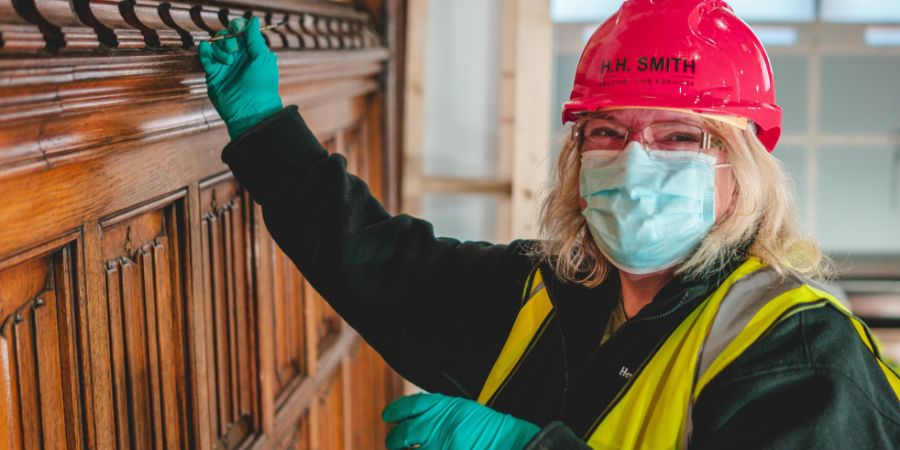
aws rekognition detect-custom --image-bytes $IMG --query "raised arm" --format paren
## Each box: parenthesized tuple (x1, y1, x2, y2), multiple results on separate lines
(199, 16, 533, 397)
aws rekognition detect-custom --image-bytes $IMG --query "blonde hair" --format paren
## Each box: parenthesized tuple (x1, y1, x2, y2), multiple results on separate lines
(530, 115, 833, 288)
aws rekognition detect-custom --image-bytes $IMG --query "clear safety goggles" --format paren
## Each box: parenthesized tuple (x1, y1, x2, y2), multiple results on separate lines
(574, 116, 724, 159)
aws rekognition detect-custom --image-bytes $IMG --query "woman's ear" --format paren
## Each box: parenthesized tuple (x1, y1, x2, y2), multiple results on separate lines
(579, 197, 587, 211)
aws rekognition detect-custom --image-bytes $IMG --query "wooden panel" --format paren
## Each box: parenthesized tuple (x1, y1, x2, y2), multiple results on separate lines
(315, 366, 344, 450)
(271, 242, 308, 403)
(199, 175, 260, 449)
(98, 196, 192, 449)
(1, 1, 405, 449)
(309, 280, 344, 358)
(0, 239, 86, 450)
(273, 412, 311, 450)
(347, 343, 377, 450)
(342, 121, 369, 179)
(311, 136, 351, 357)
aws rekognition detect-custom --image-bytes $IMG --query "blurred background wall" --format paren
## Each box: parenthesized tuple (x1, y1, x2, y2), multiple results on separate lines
(402, 0, 900, 359)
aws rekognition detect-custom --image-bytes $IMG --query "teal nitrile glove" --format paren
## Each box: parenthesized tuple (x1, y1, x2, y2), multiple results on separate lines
(382, 393, 541, 450)
(198, 16, 283, 139)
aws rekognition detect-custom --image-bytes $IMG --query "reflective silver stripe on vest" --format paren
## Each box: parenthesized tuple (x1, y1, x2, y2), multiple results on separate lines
(529, 281, 545, 300)
(681, 267, 834, 448)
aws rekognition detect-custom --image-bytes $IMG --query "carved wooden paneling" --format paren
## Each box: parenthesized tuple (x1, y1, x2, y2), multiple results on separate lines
(316, 365, 345, 450)
(310, 136, 350, 357)
(309, 279, 344, 358)
(199, 175, 260, 449)
(98, 196, 192, 449)
(271, 242, 308, 403)
(335, 121, 368, 178)
(274, 412, 311, 450)
(347, 343, 378, 450)
(1, 1, 404, 449)
(0, 238, 86, 450)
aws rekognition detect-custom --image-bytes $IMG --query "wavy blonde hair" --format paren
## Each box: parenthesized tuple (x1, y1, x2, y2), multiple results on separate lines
(530, 114, 833, 288)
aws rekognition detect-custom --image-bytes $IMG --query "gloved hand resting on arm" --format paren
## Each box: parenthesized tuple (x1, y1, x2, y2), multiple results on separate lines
(382, 393, 540, 450)
(198, 16, 284, 139)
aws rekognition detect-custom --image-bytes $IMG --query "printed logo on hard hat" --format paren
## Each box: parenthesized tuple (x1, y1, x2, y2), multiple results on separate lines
(595, 55, 698, 88)
(597, 56, 697, 75)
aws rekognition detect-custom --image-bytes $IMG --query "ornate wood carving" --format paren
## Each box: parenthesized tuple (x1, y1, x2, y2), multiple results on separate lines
(1, 0, 380, 52)
(199, 174, 260, 449)
(122, 0, 185, 48)
(98, 194, 192, 449)
(0, 0, 46, 51)
(159, 2, 211, 48)
(271, 240, 309, 402)
(189, 3, 224, 38)
(316, 365, 345, 449)
(0, 240, 86, 450)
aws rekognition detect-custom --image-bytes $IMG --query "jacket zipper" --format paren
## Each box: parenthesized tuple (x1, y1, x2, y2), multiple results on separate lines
(579, 290, 700, 438)
(556, 318, 570, 416)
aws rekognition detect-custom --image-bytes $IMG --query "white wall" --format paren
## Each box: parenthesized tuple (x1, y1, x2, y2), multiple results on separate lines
(422, 0, 504, 180)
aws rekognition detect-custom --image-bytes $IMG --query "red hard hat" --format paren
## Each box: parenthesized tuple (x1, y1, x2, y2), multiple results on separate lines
(562, 0, 782, 152)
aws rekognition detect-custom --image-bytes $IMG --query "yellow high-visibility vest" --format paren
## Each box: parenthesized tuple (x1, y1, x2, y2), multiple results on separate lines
(477, 257, 900, 449)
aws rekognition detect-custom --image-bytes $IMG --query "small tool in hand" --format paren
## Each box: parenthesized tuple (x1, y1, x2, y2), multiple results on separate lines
(204, 20, 288, 42)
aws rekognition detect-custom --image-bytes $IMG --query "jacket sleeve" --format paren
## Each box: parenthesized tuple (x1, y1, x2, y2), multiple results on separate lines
(220, 105, 535, 397)
(689, 306, 900, 449)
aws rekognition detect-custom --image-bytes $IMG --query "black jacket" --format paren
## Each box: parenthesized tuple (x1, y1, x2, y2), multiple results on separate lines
(221, 105, 900, 449)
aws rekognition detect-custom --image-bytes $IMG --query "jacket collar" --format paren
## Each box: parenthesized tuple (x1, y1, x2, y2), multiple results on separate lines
(540, 246, 750, 321)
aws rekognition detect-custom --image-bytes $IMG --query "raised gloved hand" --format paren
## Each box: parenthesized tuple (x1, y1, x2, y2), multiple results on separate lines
(382, 393, 540, 450)
(198, 16, 283, 139)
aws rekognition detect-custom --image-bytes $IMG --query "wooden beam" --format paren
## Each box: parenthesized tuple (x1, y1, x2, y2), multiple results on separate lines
(422, 177, 512, 195)
(401, 0, 428, 217)
(501, 0, 553, 240)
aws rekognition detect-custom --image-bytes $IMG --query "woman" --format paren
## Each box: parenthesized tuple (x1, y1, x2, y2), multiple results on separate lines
(199, 1, 900, 449)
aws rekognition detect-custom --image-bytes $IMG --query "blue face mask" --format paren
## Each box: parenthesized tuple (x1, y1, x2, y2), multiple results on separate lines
(579, 142, 727, 274)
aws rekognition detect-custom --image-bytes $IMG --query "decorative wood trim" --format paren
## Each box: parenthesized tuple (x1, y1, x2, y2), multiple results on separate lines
(0, 0, 390, 185)
(98, 188, 185, 227)
(1, 0, 377, 52)
(0, 229, 80, 271)
(0, 0, 47, 51)
(0, 48, 388, 181)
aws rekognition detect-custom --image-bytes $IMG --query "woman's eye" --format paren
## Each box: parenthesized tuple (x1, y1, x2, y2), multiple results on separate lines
(590, 127, 624, 138)
(662, 133, 701, 142)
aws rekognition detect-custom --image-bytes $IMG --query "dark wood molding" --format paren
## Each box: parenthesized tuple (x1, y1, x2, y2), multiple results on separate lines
(1, 0, 379, 52)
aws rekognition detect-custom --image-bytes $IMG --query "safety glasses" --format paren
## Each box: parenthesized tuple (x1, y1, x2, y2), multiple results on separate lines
(574, 116, 724, 161)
